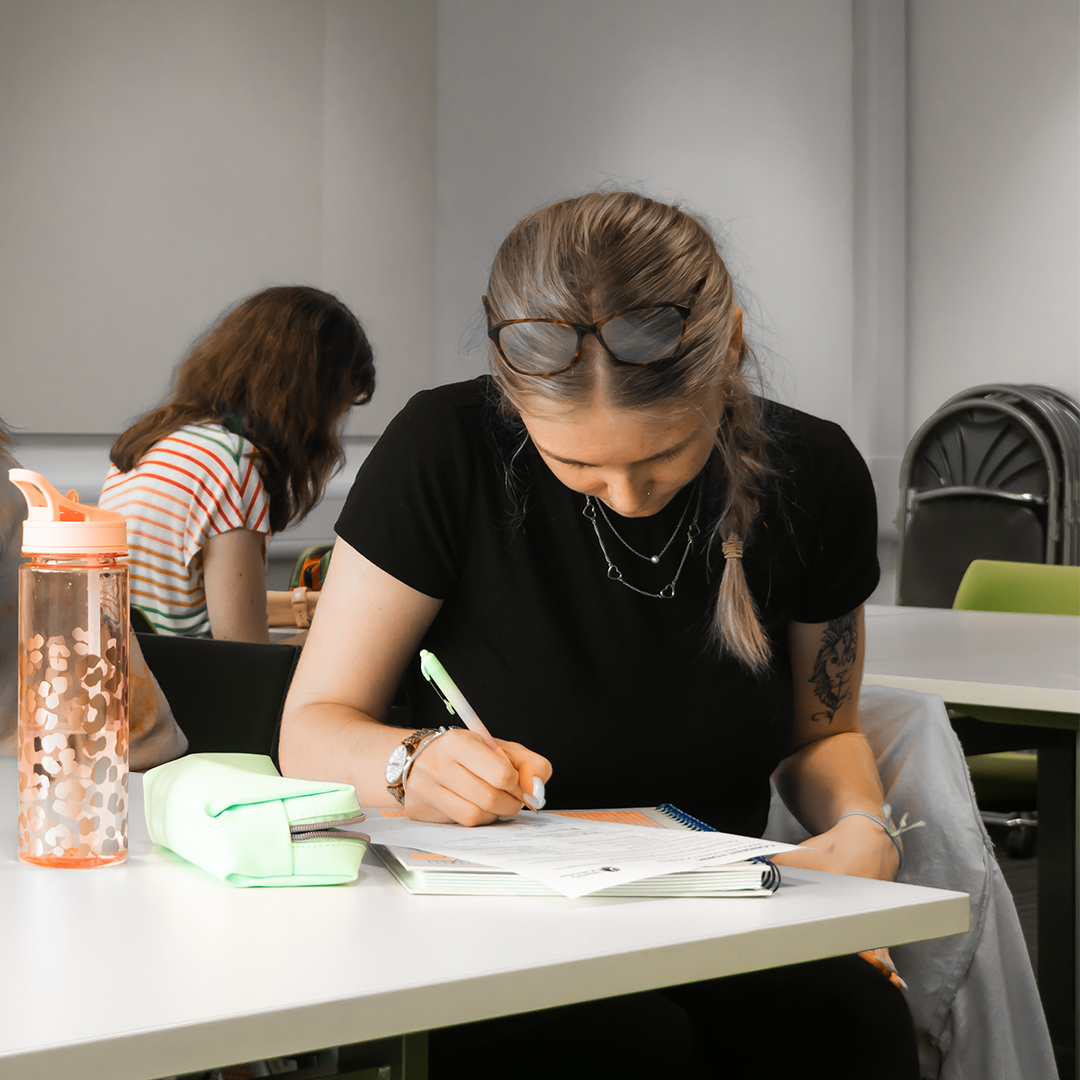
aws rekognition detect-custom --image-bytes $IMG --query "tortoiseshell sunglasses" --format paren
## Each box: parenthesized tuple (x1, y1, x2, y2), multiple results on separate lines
(484, 279, 706, 378)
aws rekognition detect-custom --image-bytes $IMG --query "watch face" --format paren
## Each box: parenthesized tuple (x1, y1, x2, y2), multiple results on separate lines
(385, 742, 409, 784)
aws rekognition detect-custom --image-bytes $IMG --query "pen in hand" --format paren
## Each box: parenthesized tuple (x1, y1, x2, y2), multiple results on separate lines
(419, 649, 546, 811)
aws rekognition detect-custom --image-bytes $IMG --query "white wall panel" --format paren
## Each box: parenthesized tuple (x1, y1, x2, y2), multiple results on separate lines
(0, 0, 436, 437)
(0, 0, 325, 433)
(907, 0, 1080, 432)
(434, 0, 856, 427)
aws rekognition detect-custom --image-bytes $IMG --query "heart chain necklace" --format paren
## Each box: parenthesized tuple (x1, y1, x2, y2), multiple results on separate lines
(582, 482, 702, 599)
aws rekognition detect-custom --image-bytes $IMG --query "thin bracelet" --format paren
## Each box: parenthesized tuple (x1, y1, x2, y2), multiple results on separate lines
(401, 727, 456, 791)
(837, 804, 926, 874)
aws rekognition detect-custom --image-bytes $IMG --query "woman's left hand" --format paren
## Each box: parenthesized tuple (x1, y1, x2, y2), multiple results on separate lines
(771, 811, 900, 881)
(771, 815, 907, 991)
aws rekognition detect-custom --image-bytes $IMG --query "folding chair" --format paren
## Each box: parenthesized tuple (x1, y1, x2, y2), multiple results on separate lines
(897, 396, 1061, 606)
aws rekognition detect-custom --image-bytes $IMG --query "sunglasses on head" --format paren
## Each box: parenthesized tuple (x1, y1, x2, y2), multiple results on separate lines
(484, 278, 706, 378)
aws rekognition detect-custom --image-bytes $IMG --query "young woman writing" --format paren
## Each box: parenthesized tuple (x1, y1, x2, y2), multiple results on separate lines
(279, 193, 917, 1078)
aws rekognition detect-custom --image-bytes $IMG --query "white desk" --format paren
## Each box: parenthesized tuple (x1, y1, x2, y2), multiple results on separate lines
(0, 760, 968, 1080)
(864, 603, 1080, 1076)
(863, 604, 1080, 716)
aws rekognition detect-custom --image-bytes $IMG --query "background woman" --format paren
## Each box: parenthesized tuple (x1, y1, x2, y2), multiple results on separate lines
(101, 286, 374, 642)
(279, 193, 917, 1077)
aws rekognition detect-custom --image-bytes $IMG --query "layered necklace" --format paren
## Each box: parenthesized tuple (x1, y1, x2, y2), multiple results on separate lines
(582, 479, 702, 599)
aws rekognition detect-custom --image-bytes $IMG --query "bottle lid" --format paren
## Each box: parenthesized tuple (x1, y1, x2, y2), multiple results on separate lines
(8, 469, 128, 555)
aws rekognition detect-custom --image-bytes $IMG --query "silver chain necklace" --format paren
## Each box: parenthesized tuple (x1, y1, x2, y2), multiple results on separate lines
(582, 484, 701, 599)
(590, 487, 695, 564)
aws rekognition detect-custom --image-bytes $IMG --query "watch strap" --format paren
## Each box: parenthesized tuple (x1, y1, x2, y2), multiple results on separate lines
(291, 587, 311, 628)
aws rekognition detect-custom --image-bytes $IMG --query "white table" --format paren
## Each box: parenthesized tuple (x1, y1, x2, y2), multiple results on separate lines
(864, 603, 1080, 1075)
(0, 760, 968, 1080)
(863, 604, 1080, 716)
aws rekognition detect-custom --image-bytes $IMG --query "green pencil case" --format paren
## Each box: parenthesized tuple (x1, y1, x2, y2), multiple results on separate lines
(143, 752, 368, 887)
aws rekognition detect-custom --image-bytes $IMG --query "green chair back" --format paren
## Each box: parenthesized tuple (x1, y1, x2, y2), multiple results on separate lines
(953, 560, 1080, 616)
(951, 559, 1079, 813)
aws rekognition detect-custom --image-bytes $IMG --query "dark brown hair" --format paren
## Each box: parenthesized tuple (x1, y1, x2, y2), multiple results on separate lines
(486, 192, 771, 671)
(111, 286, 374, 533)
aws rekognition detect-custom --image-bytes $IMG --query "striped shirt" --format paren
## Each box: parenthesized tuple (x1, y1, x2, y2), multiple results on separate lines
(100, 424, 270, 637)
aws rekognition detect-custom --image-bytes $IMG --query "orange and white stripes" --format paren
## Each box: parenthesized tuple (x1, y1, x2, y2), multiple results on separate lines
(100, 424, 270, 636)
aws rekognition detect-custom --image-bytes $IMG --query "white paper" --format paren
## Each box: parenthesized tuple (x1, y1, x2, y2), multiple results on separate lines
(361, 812, 797, 898)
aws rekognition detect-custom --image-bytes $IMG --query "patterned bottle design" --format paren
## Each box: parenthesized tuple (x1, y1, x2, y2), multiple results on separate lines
(17, 558, 129, 868)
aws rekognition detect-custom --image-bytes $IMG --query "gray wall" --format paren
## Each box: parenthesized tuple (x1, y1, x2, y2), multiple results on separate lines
(907, 0, 1080, 427)
(0, 0, 435, 438)
(1, 0, 1077, 585)
(435, 0, 858, 430)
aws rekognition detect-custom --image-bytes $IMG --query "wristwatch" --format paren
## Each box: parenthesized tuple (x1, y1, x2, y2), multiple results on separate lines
(291, 587, 311, 628)
(385, 727, 450, 804)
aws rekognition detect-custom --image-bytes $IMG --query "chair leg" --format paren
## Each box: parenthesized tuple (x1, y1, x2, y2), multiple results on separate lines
(1037, 742, 1077, 1076)
(979, 810, 1038, 858)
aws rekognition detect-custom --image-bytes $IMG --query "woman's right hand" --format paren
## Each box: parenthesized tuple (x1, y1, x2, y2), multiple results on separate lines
(402, 729, 553, 826)
(280, 542, 551, 819)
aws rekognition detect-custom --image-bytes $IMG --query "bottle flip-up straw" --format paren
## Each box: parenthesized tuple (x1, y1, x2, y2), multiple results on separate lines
(8, 469, 127, 555)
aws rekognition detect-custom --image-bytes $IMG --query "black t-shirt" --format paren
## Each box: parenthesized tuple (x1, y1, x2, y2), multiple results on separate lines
(336, 377, 879, 835)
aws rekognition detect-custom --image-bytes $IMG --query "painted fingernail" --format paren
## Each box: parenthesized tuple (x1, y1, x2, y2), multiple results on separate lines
(532, 777, 546, 809)
(522, 793, 540, 810)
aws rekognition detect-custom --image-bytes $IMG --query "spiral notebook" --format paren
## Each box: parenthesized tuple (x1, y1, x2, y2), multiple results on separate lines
(370, 804, 781, 897)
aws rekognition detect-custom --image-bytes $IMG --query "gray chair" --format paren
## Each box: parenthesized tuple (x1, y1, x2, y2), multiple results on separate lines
(897, 396, 1060, 607)
(765, 684, 1058, 1079)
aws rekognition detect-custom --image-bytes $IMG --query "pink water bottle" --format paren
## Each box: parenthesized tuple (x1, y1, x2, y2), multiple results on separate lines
(9, 469, 130, 868)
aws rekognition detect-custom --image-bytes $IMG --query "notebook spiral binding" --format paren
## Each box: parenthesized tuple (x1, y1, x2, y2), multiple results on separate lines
(656, 803, 717, 832)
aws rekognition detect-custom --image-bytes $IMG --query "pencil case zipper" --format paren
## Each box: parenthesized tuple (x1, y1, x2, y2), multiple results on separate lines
(289, 813, 370, 844)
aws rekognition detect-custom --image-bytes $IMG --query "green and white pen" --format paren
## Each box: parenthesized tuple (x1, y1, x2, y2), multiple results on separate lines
(419, 649, 546, 810)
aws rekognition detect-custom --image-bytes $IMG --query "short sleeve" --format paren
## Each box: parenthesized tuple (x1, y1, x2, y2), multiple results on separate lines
(147, 427, 270, 570)
(781, 417, 880, 623)
(336, 386, 479, 599)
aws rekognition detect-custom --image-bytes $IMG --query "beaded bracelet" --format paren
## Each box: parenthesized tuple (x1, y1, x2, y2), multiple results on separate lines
(836, 803, 925, 874)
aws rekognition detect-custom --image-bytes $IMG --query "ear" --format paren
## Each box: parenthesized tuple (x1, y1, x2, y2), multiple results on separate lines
(727, 307, 744, 364)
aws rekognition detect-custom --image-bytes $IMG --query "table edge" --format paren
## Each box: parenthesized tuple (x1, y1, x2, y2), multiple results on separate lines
(1, 889, 969, 1080)
(862, 673, 1080, 715)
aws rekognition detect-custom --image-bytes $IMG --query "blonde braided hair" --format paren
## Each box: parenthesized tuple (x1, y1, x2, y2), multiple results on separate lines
(486, 191, 772, 672)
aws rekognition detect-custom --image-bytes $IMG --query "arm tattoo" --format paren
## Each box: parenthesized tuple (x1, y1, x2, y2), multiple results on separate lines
(808, 610, 858, 723)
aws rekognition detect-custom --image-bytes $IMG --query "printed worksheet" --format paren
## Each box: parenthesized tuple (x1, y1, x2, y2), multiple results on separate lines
(361, 812, 797, 897)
